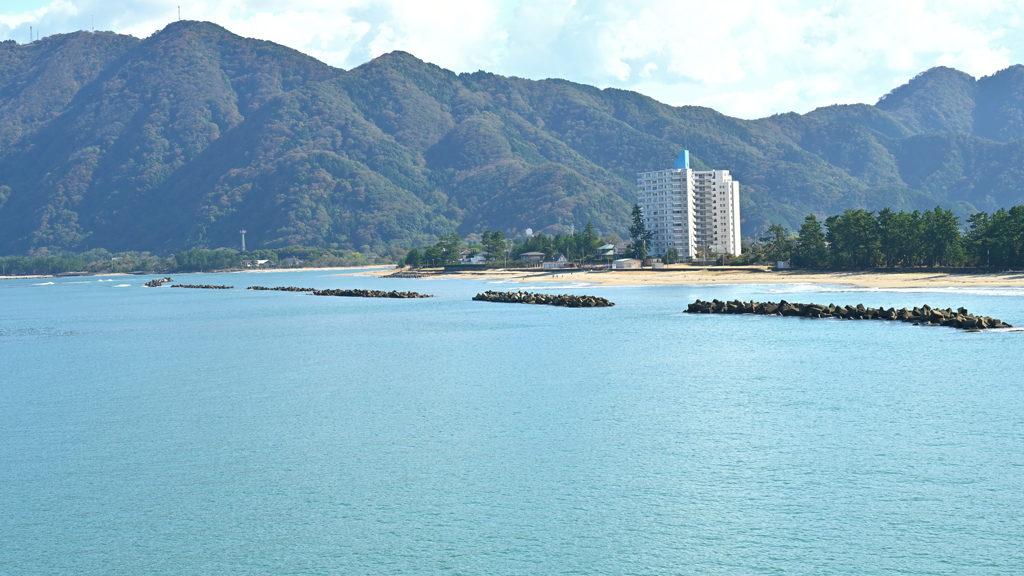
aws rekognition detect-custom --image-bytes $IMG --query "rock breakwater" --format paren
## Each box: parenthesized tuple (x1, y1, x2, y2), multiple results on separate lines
(143, 277, 173, 287)
(170, 284, 233, 289)
(311, 289, 431, 298)
(472, 290, 614, 307)
(685, 299, 1012, 330)
(247, 286, 316, 292)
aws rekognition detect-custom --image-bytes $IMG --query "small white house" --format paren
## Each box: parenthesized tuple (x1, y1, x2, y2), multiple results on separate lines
(613, 258, 641, 269)
(459, 250, 488, 265)
(777, 260, 791, 269)
(542, 254, 573, 269)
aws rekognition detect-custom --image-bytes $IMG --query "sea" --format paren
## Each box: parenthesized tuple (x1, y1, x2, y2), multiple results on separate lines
(1, 269, 1022, 575)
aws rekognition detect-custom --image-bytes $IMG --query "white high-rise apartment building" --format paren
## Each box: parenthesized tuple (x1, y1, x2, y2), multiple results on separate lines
(636, 150, 741, 259)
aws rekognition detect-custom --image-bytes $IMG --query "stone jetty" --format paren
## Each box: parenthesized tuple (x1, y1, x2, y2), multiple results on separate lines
(311, 288, 431, 298)
(472, 290, 614, 308)
(170, 284, 233, 289)
(385, 271, 428, 278)
(247, 286, 316, 292)
(143, 277, 173, 287)
(685, 299, 1012, 330)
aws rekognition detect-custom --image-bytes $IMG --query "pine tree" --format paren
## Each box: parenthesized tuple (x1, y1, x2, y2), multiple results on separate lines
(627, 205, 652, 260)
(792, 215, 828, 268)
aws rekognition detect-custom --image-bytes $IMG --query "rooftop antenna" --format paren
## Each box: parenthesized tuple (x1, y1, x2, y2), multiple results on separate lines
(240, 230, 247, 252)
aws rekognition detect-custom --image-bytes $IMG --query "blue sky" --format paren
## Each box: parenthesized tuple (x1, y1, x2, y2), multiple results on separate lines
(2, 0, 1022, 119)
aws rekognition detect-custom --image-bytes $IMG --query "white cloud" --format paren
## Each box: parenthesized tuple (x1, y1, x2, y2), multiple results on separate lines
(1, 0, 1023, 118)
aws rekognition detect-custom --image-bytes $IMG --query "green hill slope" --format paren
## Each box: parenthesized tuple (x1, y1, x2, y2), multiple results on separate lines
(1, 21, 1024, 254)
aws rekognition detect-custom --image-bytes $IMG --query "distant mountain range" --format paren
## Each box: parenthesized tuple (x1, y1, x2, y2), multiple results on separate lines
(1, 21, 1023, 255)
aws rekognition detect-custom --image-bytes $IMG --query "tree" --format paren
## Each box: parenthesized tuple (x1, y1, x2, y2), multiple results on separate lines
(791, 215, 828, 268)
(664, 247, 679, 265)
(826, 209, 879, 268)
(627, 204, 653, 260)
(481, 231, 506, 262)
(404, 248, 422, 268)
(423, 245, 443, 267)
(762, 223, 793, 263)
(434, 232, 463, 265)
(921, 206, 963, 266)
(581, 222, 600, 264)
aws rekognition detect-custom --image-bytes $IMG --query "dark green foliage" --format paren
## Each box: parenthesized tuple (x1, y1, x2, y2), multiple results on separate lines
(1, 22, 1024, 258)
(762, 224, 794, 263)
(781, 204, 1024, 269)
(480, 230, 508, 261)
(825, 210, 881, 268)
(964, 206, 1024, 267)
(403, 248, 422, 268)
(627, 204, 652, 259)
(792, 215, 828, 268)
(172, 249, 240, 272)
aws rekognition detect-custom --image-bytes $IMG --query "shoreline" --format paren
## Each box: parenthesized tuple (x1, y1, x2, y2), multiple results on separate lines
(6, 264, 1024, 290)
(371, 267, 1024, 290)
(0, 265, 395, 281)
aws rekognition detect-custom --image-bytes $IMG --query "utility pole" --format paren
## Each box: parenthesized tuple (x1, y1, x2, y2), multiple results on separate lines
(240, 230, 246, 252)
(178, 6, 181, 21)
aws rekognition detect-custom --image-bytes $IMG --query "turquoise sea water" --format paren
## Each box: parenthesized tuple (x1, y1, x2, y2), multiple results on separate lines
(1, 270, 1023, 575)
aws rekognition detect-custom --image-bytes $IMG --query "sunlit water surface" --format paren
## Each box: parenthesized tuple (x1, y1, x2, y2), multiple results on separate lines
(2, 270, 1023, 575)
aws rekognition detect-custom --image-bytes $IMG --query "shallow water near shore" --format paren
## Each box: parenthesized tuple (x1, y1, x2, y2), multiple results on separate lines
(2, 270, 1023, 575)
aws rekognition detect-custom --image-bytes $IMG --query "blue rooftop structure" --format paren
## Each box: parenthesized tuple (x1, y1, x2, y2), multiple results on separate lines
(674, 150, 689, 170)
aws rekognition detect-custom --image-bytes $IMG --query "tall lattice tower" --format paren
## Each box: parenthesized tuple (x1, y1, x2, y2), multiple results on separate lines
(240, 230, 247, 252)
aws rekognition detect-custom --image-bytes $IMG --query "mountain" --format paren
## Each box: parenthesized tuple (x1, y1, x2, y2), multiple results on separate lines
(2, 21, 1024, 255)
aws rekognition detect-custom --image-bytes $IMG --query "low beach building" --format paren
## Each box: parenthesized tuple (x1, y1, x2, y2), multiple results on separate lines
(613, 258, 641, 269)
(542, 254, 573, 269)
(519, 252, 546, 263)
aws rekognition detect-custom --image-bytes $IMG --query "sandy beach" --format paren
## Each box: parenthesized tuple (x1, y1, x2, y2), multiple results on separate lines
(363, 266, 1024, 289)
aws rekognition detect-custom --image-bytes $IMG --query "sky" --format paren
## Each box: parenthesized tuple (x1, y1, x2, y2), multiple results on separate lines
(2, 0, 1022, 119)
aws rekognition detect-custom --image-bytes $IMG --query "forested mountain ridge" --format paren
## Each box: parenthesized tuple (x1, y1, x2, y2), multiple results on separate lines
(1, 21, 1024, 255)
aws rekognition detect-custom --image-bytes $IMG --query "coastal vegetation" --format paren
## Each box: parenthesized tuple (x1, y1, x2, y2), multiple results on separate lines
(758, 205, 1024, 269)
(0, 245, 376, 276)
(397, 223, 606, 268)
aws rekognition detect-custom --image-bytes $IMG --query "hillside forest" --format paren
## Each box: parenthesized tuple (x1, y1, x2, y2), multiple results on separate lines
(2, 22, 1024, 259)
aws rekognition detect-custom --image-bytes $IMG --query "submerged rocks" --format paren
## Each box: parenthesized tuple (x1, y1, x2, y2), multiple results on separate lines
(247, 286, 316, 292)
(170, 284, 233, 289)
(472, 290, 614, 308)
(311, 288, 431, 298)
(143, 277, 173, 287)
(684, 299, 1012, 330)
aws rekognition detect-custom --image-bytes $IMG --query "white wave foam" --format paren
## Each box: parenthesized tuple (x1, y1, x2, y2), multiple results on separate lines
(33, 281, 54, 285)
(515, 282, 597, 290)
(113, 284, 130, 287)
